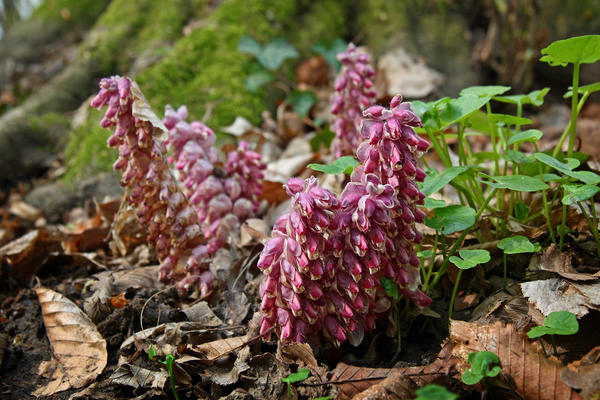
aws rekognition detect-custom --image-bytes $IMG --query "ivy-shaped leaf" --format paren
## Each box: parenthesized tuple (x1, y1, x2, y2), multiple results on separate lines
(425, 205, 476, 234)
(287, 90, 316, 118)
(449, 249, 491, 270)
(461, 351, 501, 385)
(308, 156, 358, 175)
(527, 311, 579, 338)
(540, 35, 600, 66)
(497, 235, 536, 254)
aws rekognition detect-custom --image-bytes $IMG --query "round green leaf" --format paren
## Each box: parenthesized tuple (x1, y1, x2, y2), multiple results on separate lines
(485, 175, 549, 192)
(507, 129, 543, 146)
(438, 95, 490, 128)
(423, 197, 447, 209)
(238, 35, 262, 56)
(308, 156, 358, 175)
(494, 88, 550, 106)
(450, 249, 490, 270)
(425, 205, 476, 234)
(489, 113, 532, 127)
(415, 384, 458, 400)
(461, 351, 501, 385)
(257, 37, 298, 70)
(287, 90, 316, 118)
(544, 311, 579, 335)
(562, 184, 600, 205)
(244, 70, 273, 93)
(421, 166, 469, 196)
(564, 82, 600, 99)
(460, 85, 511, 98)
(497, 235, 535, 254)
(540, 35, 600, 66)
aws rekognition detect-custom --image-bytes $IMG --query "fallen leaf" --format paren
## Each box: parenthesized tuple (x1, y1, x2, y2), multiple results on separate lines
(562, 346, 600, 399)
(521, 278, 600, 317)
(278, 342, 318, 369)
(181, 301, 223, 326)
(239, 218, 269, 246)
(223, 116, 256, 137)
(188, 335, 248, 361)
(108, 203, 146, 257)
(539, 244, 599, 281)
(110, 363, 168, 389)
(0, 229, 63, 282)
(352, 369, 416, 400)
(34, 287, 107, 397)
(9, 199, 41, 222)
(450, 320, 582, 400)
(131, 81, 168, 140)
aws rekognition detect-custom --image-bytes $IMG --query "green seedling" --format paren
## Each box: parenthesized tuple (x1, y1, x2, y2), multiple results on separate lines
(148, 345, 179, 400)
(313, 37, 348, 71)
(497, 236, 539, 289)
(282, 368, 310, 400)
(239, 35, 298, 92)
(286, 89, 317, 118)
(448, 249, 490, 320)
(308, 156, 358, 175)
(461, 351, 501, 386)
(527, 311, 579, 356)
(414, 384, 458, 400)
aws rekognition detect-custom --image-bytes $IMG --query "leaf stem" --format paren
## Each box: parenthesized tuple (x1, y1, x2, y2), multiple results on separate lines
(568, 62, 580, 158)
(448, 269, 462, 322)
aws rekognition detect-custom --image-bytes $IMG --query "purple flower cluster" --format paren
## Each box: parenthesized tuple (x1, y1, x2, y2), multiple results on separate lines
(258, 177, 340, 346)
(330, 43, 377, 158)
(91, 76, 213, 296)
(258, 96, 430, 346)
(163, 105, 265, 260)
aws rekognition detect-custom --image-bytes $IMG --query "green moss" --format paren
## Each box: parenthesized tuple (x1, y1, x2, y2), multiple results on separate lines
(64, 0, 355, 181)
(64, 113, 115, 182)
(32, 0, 110, 26)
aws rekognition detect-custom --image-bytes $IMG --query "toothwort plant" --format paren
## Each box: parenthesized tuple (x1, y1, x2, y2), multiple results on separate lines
(330, 43, 377, 158)
(162, 105, 265, 270)
(92, 76, 214, 295)
(258, 96, 430, 346)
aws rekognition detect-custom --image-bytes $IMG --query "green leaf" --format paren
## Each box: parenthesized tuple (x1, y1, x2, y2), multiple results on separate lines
(313, 38, 347, 71)
(493, 88, 550, 106)
(418, 250, 433, 259)
(425, 205, 476, 234)
(257, 37, 298, 70)
(564, 81, 600, 98)
(502, 150, 535, 164)
(308, 156, 358, 175)
(244, 70, 273, 93)
(527, 311, 579, 338)
(438, 95, 490, 128)
(148, 345, 157, 361)
(423, 197, 446, 209)
(461, 351, 501, 385)
(514, 200, 529, 221)
(238, 35, 262, 57)
(415, 384, 458, 400)
(449, 249, 490, 270)
(282, 368, 310, 383)
(460, 85, 511, 98)
(420, 166, 470, 196)
(286, 90, 317, 118)
(489, 113, 532, 127)
(507, 129, 543, 145)
(497, 235, 536, 254)
(310, 128, 335, 152)
(380, 276, 399, 301)
(562, 184, 600, 205)
(483, 175, 549, 192)
(534, 153, 600, 185)
(540, 35, 600, 66)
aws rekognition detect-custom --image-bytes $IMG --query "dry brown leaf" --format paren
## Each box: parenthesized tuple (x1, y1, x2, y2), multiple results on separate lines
(181, 301, 223, 326)
(130, 81, 168, 140)
(0, 229, 63, 282)
(239, 218, 269, 246)
(34, 287, 107, 397)
(539, 244, 600, 281)
(279, 343, 318, 369)
(561, 345, 600, 398)
(450, 320, 583, 400)
(110, 363, 168, 390)
(188, 335, 248, 361)
(108, 203, 146, 257)
(351, 370, 416, 400)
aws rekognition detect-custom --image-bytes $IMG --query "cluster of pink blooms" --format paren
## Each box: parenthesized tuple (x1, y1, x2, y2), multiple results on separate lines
(258, 96, 430, 346)
(91, 76, 213, 295)
(162, 105, 265, 263)
(330, 43, 377, 158)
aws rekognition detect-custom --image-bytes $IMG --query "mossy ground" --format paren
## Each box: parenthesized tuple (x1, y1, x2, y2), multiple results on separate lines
(64, 0, 353, 182)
